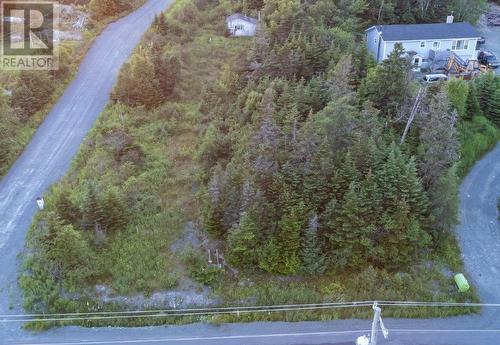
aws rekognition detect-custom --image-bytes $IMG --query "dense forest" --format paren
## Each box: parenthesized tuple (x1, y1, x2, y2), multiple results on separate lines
(19, 0, 500, 327)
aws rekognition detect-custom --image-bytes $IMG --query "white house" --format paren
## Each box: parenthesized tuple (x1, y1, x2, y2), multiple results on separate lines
(226, 13, 258, 37)
(365, 18, 482, 69)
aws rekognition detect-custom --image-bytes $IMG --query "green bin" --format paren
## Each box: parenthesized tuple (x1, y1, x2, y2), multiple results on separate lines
(454, 273, 470, 292)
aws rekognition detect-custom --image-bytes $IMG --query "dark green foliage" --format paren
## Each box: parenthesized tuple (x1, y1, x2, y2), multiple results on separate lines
(360, 43, 411, 121)
(111, 51, 163, 109)
(81, 182, 105, 231)
(364, 0, 486, 24)
(351, 41, 375, 90)
(54, 186, 80, 225)
(457, 115, 500, 177)
(227, 211, 259, 268)
(465, 83, 482, 120)
(0, 98, 18, 173)
(111, 19, 181, 108)
(11, 71, 54, 119)
(327, 181, 374, 269)
(446, 78, 469, 119)
(100, 187, 129, 233)
(476, 73, 500, 126)
(418, 90, 459, 189)
(300, 215, 326, 275)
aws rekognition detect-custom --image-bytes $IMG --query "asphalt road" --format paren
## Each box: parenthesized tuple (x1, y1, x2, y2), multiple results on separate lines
(1, 3, 500, 345)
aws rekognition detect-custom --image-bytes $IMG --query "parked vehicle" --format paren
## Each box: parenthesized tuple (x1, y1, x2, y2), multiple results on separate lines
(423, 74, 448, 83)
(478, 51, 500, 69)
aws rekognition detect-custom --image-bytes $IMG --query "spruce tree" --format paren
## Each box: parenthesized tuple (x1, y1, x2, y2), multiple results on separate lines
(300, 214, 326, 275)
(377, 199, 430, 268)
(331, 151, 359, 201)
(465, 83, 482, 120)
(101, 187, 128, 233)
(476, 72, 500, 125)
(81, 183, 105, 231)
(227, 211, 259, 268)
(55, 186, 80, 225)
(329, 182, 373, 269)
(360, 43, 411, 121)
(275, 202, 304, 275)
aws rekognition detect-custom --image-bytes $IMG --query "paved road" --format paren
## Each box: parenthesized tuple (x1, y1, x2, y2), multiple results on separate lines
(1, 3, 500, 345)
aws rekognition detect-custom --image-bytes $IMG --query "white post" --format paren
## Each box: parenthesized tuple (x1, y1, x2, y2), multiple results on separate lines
(215, 249, 221, 268)
(36, 198, 44, 210)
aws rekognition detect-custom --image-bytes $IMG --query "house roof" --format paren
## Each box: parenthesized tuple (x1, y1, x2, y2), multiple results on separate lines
(226, 13, 258, 24)
(367, 22, 481, 41)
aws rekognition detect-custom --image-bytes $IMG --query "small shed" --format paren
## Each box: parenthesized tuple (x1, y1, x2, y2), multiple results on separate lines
(454, 273, 470, 292)
(226, 13, 258, 37)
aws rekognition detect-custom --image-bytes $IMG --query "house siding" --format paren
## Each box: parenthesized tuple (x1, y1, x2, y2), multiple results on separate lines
(366, 27, 381, 61)
(227, 18, 257, 37)
(383, 38, 479, 61)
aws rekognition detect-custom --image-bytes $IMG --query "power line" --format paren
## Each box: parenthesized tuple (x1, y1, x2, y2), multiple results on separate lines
(0, 303, 374, 323)
(0, 301, 373, 319)
(379, 301, 499, 307)
(2, 300, 496, 320)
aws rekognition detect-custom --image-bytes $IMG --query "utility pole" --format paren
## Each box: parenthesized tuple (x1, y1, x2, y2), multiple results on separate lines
(369, 302, 389, 345)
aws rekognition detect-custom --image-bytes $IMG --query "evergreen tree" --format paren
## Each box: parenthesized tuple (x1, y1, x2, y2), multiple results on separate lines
(476, 72, 500, 125)
(419, 90, 459, 189)
(258, 237, 280, 273)
(351, 41, 375, 90)
(274, 201, 304, 275)
(300, 214, 326, 274)
(324, 54, 355, 103)
(101, 187, 128, 233)
(446, 78, 469, 118)
(376, 199, 430, 268)
(227, 211, 259, 268)
(331, 151, 359, 201)
(81, 183, 105, 231)
(154, 50, 180, 98)
(328, 182, 373, 269)
(54, 186, 80, 225)
(46, 223, 92, 284)
(0, 99, 17, 172)
(360, 43, 411, 121)
(111, 51, 163, 108)
(465, 83, 482, 120)
(11, 71, 53, 119)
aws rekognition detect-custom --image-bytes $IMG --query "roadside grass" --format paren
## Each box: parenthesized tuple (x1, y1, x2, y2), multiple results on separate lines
(457, 115, 500, 178)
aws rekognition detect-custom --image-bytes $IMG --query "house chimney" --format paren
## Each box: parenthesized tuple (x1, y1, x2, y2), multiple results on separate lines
(446, 13, 454, 23)
(257, 10, 261, 22)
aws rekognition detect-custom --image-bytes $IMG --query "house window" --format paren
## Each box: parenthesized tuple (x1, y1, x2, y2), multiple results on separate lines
(413, 57, 420, 66)
(234, 24, 244, 31)
(433, 41, 440, 49)
(420, 41, 426, 48)
(452, 39, 469, 50)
